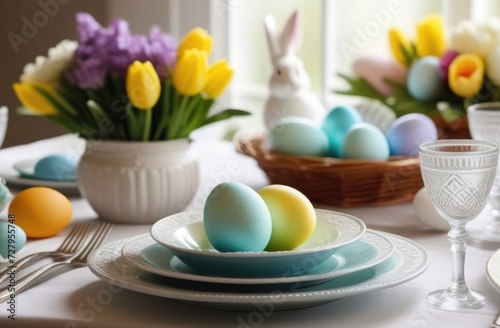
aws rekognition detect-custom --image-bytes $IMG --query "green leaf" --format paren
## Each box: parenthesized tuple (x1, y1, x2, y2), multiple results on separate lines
(200, 109, 251, 127)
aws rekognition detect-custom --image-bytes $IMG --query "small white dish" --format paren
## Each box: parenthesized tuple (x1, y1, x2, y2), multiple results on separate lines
(88, 230, 429, 311)
(121, 229, 394, 287)
(150, 209, 366, 277)
(486, 248, 500, 290)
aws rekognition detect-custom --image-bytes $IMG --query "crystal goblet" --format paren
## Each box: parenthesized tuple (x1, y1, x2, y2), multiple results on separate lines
(420, 139, 498, 310)
(467, 102, 500, 248)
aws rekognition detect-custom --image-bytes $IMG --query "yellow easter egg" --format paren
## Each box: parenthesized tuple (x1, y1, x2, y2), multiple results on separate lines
(257, 185, 316, 251)
(9, 187, 73, 238)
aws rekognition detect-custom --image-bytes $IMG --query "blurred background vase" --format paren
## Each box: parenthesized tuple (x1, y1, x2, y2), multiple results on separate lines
(466, 102, 500, 248)
(77, 139, 198, 224)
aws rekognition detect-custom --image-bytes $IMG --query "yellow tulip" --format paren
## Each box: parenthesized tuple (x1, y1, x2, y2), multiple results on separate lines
(177, 27, 213, 57)
(126, 61, 161, 110)
(12, 82, 57, 115)
(448, 54, 484, 98)
(388, 28, 413, 66)
(173, 49, 208, 96)
(203, 60, 234, 99)
(415, 15, 446, 57)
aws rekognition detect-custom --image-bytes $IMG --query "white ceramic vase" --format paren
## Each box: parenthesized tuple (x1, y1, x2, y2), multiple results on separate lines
(77, 139, 199, 224)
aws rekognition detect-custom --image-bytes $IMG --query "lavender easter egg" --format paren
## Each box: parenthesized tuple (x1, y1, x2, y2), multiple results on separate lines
(352, 56, 407, 97)
(385, 113, 438, 157)
(407, 57, 443, 101)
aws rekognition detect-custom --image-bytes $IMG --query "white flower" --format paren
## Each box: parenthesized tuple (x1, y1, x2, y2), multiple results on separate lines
(487, 46, 500, 86)
(20, 39, 78, 84)
(449, 18, 500, 57)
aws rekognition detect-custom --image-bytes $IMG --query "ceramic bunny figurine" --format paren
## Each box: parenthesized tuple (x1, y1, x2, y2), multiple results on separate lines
(263, 10, 326, 129)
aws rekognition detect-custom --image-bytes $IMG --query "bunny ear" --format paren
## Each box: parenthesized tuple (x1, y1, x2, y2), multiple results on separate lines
(280, 10, 300, 55)
(264, 14, 280, 62)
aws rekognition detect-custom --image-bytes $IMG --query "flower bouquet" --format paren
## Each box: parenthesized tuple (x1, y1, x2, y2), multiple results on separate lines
(337, 14, 500, 137)
(12, 12, 250, 142)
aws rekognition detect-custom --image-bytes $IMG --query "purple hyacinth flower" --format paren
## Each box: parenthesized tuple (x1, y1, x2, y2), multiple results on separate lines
(67, 12, 179, 89)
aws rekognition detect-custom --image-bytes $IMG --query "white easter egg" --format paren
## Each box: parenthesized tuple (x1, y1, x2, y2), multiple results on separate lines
(412, 187, 449, 231)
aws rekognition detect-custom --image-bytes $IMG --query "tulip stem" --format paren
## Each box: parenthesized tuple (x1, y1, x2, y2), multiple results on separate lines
(142, 109, 152, 141)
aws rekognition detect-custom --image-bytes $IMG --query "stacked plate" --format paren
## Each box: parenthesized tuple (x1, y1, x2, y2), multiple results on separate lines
(88, 209, 430, 311)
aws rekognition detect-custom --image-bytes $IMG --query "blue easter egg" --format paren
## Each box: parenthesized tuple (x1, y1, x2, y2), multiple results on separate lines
(321, 106, 363, 157)
(0, 221, 27, 261)
(342, 123, 390, 160)
(407, 56, 443, 101)
(34, 154, 79, 181)
(203, 182, 272, 252)
(270, 117, 329, 157)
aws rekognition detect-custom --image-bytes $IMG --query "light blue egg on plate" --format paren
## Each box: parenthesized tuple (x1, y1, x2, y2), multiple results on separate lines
(321, 106, 363, 157)
(34, 154, 79, 181)
(203, 182, 272, 252)
(342, 122, 390, 160)
(0, 221, 27, 261)
(270, 117, 329, 157)
(407, 56, 443, 102)
(386, 113, 437, 157)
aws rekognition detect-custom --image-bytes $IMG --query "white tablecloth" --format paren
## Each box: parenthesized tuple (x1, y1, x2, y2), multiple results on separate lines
(0, 135, 499, 328)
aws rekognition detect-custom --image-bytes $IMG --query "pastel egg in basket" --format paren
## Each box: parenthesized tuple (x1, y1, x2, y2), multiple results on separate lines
(235, 133, 423, 207)
(150, 209, 366, 278)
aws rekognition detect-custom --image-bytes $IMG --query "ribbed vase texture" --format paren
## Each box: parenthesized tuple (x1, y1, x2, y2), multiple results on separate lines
(77, 139, 199, 224)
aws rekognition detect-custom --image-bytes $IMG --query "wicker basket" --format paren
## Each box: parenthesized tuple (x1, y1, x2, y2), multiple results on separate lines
(235, 133, 424, 207)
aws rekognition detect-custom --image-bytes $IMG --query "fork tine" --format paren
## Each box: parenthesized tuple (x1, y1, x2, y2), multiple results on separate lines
(74, 221, 113, 262)
(63, 223, 92, 254)
(55, 222, 87, 252)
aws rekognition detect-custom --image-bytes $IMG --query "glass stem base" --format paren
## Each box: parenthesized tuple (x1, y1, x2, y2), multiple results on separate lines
(426, 288, 488, 310)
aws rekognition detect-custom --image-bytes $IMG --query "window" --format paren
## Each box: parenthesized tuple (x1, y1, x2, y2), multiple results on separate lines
(109, 0, 500, 134)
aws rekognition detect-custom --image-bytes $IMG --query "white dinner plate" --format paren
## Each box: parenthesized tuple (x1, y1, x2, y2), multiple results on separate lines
(486, 248, 500, 290)
(120, 229, 394, 287)
(88, 231, 429, 311)
(150, 209, 366, 277)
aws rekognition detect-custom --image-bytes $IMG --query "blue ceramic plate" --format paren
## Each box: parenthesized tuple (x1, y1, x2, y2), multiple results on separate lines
(150, 209, 366, 277)
(120, 230, 393, 287)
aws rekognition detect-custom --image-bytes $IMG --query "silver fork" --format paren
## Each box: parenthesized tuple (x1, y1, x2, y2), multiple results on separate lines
(0, 221, 113, 303)
(0, 222, 90, 284)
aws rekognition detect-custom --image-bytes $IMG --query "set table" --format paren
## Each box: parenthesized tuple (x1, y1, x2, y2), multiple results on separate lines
(0, 134, 498, 328)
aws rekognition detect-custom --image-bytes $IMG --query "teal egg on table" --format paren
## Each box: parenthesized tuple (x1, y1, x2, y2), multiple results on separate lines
(0, 181, 12, 213)
(0, 221, 27, 261)
(269, 117, 329, 157)
(342, 123, 390, 160)
(386, 113, 438, 156)
(34, 154, 79, 181)
(203, 182, 272, 252)
(407, 56, 443, 101)
(321, 106, 363, 157)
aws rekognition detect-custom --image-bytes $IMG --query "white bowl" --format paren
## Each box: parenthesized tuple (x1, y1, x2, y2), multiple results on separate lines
(150, 209, 366, 278)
